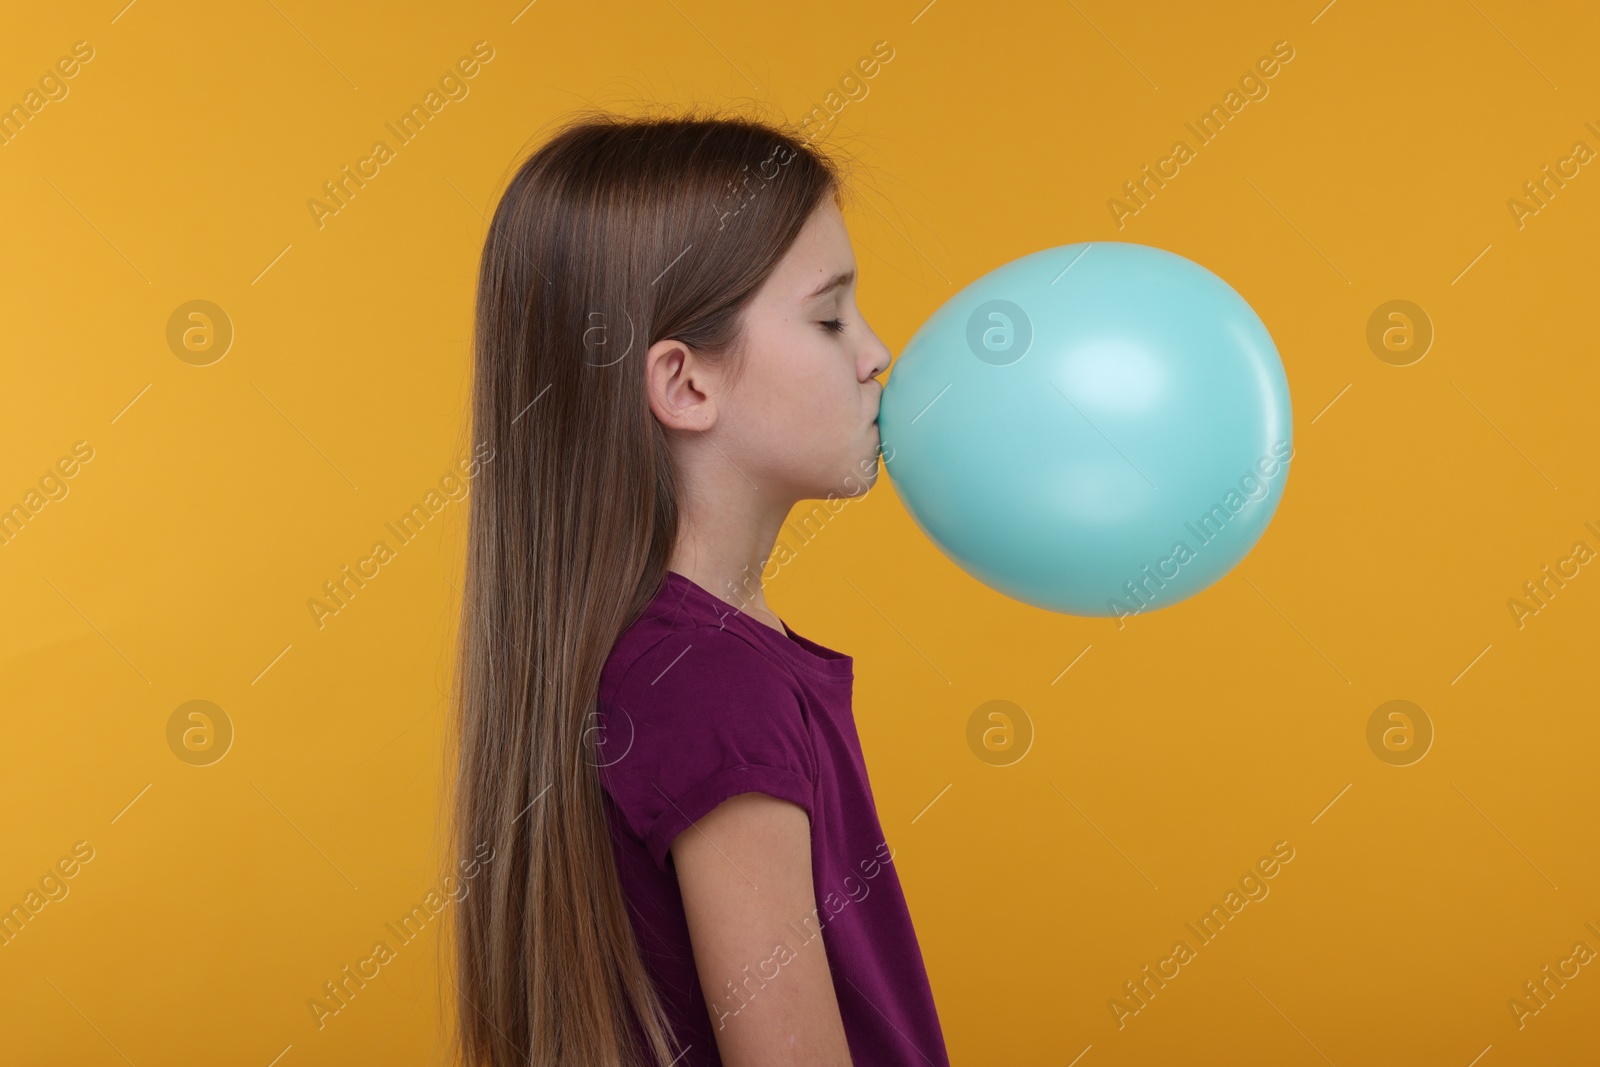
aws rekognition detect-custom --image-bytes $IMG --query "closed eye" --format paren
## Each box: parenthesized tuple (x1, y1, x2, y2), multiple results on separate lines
(820, 318, 847, 334)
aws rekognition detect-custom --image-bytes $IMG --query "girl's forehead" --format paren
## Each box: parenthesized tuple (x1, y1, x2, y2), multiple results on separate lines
(771, 208, 855, 302)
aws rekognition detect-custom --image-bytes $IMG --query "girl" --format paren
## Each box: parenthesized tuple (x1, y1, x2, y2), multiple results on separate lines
(448, 107, 950, 1067)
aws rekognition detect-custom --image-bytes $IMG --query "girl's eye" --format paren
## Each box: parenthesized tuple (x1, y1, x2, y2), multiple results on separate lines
(820, 319, 847, 334)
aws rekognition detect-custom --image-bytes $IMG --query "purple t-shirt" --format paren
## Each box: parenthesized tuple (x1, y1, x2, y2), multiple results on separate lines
(595, 569, 950, 1067)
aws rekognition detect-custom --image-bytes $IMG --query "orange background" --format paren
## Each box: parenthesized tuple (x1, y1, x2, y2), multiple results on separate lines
(3, 1, 1598, 1064)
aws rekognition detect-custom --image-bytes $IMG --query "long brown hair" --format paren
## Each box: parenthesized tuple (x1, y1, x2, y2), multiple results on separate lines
(444, 106, 845, 1067)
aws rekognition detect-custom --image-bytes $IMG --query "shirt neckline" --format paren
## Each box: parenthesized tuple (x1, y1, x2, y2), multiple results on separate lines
(662, 570, 854, 679)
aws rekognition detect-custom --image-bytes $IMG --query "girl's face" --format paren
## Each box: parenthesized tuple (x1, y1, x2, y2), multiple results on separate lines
(721, 199, 893, 502)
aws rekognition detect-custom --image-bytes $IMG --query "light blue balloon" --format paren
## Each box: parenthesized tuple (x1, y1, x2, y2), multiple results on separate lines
(878, 241, 1293, 619)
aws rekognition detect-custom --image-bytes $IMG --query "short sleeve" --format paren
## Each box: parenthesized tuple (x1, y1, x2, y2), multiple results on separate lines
(596, 624, 817, 871)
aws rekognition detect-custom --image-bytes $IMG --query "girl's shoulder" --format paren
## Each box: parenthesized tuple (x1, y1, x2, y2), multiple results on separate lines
(601, 573, 784, 697)
(593, 583, 819, 869)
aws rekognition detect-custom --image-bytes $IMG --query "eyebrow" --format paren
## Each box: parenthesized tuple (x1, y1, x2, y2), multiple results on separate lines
(803, 269, 855, 301)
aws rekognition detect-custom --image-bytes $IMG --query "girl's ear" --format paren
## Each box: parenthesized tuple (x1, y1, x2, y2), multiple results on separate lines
(645, 338, 719, 432)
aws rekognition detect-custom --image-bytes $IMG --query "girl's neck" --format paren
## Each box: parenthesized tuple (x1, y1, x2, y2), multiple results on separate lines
(667, 558, 785, 636)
